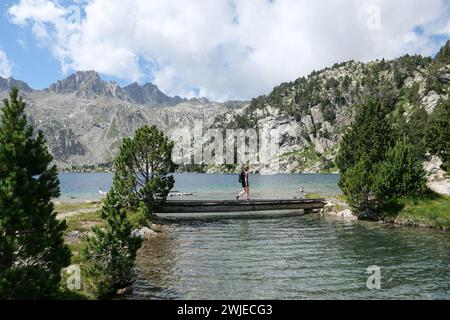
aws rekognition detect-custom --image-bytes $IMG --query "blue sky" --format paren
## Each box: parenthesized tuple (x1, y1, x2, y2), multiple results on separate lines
(0, 0, 131, 89)
(0, 0, 449, 100)
(0, 0, 61, 87)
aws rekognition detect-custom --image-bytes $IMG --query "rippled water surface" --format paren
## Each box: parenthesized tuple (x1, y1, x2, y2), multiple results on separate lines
(132, 214, 450, 300)
(58, 173, 450, 299)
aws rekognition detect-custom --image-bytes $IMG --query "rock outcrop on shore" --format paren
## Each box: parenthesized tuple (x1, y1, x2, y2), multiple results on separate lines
(211, 51, 450, 174)
(424, 156, 450, 196)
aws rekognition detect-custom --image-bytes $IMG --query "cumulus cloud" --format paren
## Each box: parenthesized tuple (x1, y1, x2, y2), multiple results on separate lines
(0, 49, 13, 78)
(7, 0, 450, 100)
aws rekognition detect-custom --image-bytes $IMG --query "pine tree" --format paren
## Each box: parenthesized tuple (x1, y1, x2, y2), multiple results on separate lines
(336, 97, 427, 220)
(113, 125, 175, 220)
(336, 97, 394, 174)
(0, 88, 71, 299)
(406, 106, 429, 154)
(392, 105, 429, 158)
(373, 138, 428, 202)
(426, 97, 450, 171)
(82, 191, 142, 298)
(339, 159, 377, 219)
(434, 40, 450, 65)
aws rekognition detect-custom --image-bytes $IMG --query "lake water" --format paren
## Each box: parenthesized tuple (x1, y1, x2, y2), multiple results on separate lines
(132, 214, 450, 300)
(58, 173, 450, 300)
(58, 172, 341, 201)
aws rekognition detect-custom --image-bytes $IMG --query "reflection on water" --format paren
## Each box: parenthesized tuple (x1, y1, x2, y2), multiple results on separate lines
(133, 230, 179, 299)
(58, 173, 450, 299)
(130, 214, 450, 300)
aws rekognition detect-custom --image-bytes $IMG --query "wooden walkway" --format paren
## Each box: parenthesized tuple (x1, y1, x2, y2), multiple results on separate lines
(159, 198, 326, 213)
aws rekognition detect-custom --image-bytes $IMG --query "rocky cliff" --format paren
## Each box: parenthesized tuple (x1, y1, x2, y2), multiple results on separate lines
(0, 71, 245, 170)
(211, 42, 450, 173)
(1, 42, 449, 173)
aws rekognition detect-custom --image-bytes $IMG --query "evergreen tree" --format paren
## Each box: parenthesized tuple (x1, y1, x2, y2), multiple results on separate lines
(392, 106, 429, 158)
(434, 40, 450, 65)
(113, 125, 175, 220)
(426, 97, 450, 171)
(0, 88, 71, 299)
(82, 191, 142, 298)
(373, 138, 428, 201)
(337, 97, 428, 220)
(336, 97, 394, 174)
(337, 98, 394, 219)
(339, 159, 377, 219)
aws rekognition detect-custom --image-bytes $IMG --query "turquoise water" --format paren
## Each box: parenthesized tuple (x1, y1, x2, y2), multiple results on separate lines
(132, 214, 450, 300)
(58, 173, 450, 300)
(58, 173, 340, 201)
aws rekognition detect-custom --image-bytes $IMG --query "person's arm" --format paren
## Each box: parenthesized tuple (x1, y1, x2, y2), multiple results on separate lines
(245, 172, 249, 185)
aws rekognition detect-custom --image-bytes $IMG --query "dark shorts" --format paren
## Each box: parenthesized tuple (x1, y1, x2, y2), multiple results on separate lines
(241, 182, 249, 188)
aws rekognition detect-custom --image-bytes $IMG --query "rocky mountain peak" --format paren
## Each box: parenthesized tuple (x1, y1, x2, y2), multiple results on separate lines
(123, 81, 182, 107)
(47, 70, 125, 100)
(45, 71, 183, 106)
(0, 76, 33, 93)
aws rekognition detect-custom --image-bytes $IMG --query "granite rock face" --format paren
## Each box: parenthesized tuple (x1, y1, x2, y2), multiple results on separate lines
(0, 72, 245, 169)
(1, 47, 449, 173)
(211, 55, 450, 173)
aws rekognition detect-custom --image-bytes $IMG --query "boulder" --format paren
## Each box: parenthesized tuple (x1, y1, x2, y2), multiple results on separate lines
(338, 209, 356, 220)
(116, 286, 133, 296)
(132, 227, 158, 239)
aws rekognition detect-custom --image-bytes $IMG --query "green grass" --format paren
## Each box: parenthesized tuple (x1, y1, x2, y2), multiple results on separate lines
(387, 196, 450, 229)
(64, 210, 104, 232)
(334, 194, 347, 202)
(62, 203, 143, 238)
(328, 194, 449, 229)
(60, 205, 105, 299)
(305, 193, 322, 199)
(59, 202, 146, 299)
(55, 201, 100, 214)
(331, 204, 346, 212)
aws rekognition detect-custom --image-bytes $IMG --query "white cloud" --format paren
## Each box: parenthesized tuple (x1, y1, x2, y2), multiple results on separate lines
(0, 49, 13, 78)
(7, 0, 450, 100)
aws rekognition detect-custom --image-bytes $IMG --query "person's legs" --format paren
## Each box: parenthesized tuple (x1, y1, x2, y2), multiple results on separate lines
(245, 186, 250, 200)
(237, 188, 246, 200)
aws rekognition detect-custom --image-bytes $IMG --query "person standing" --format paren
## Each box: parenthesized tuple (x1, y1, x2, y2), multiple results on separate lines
(236, 166, 250, 201)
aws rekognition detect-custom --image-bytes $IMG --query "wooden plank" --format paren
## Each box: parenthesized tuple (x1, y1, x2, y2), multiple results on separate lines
(159, 199, 326, 213)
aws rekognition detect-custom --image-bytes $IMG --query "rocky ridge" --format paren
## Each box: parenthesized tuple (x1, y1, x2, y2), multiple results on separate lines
(1, 42, 450, 174)
(211, 43, 450, 174)
(0, 71, 246, 169)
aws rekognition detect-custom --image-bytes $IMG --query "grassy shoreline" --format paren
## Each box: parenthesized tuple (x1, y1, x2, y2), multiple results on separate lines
(55, 193, 449, 298)
(55, 200, 166, 299)
(382, 196, 450, 231)
(325, 194, 450, 231)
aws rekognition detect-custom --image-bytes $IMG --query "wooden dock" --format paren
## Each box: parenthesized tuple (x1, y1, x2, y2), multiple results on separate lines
(159, 198, 326, 213)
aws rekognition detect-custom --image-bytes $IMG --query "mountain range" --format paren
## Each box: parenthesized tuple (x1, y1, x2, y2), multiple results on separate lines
(1, 41, 449, 173)
(46, 70, 187, 107)
(0, 71, 246, 170)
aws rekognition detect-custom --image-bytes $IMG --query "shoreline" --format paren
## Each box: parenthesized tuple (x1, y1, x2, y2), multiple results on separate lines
(56, 194, 448, 299)
(56, 200, 168, 299)
(56, 194, 450, 233)
(323, 195, 450, 233)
